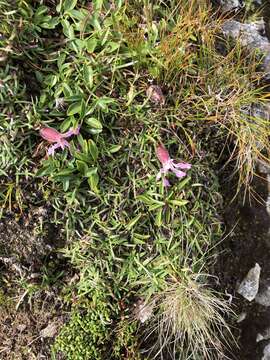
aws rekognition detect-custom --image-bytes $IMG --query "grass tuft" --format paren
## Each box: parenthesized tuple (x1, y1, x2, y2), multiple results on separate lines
(146, 273, 234, 360)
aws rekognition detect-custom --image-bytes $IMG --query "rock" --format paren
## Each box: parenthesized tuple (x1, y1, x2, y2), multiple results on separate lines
(257, 160, 270, 175)
(236, 312, 247, 323)
(218, 0, 243, 12)
(256, 282, 270, 306)
(16, 324, 27, 332)
(262, 342, 270, 360)
(40, 322, 58, 338)
(146, 85, 165, 106)
(222, 20, 270, 78)
(237, 263, 261, 301)
(257, 327, 270, 342)
(133, 299, 154, 323)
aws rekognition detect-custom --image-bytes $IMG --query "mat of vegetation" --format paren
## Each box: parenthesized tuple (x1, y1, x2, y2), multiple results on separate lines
(0, 1, 269, 359)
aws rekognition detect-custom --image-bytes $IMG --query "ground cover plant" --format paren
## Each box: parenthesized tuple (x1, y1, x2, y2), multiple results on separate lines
(0, 0, 270, 359)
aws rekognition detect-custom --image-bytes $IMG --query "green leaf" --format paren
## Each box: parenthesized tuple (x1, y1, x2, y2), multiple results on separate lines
(62, 83, 73, 97)
(88, 172, 99, 192)
(109, 145, 121, 153)
(89, 128, 102, 135)
(126, 214, 142, 230)
(83, 64, 94, 88)
(85, 167, 97, 177)
(73, 39, 86, 52)
(94, 0, 103, 10)
(63, 179, 70, 191)
(155, 208, 163, 227)
(35, 6, 48, 18)
(63, 0, 77, 12)
(65, 9, 87, 20)
(177, 176, 191, 190)
(88, 139, 98, 161)
(86, 117, 102, 129)
(137, 194, 164, 207)
(106, 41, 120, 53)
(56, 168, 75, 177)
(86, 38, 97, 53)
(40, 17, 59, 29)
(95, 97, 114, 112)
(67, 102, 82, 116)
(56, 0, 63, 12)
(169, 199, 189, 207)
(61, 19, 74, 39)
(36, 165, 53, 177)
(76, 160, 88, 175)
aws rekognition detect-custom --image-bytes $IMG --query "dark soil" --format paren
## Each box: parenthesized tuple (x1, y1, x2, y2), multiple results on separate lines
(218, 174, 270, 360)
(0, 207, 73, 359)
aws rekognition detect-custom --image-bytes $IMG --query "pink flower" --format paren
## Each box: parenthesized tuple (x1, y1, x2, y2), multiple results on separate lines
(156, 144, 191, 187)
(39, 126, 80, 156)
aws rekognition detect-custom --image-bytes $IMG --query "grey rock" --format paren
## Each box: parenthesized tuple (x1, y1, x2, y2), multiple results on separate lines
(257, 327, 270, 342)
(40, 322, 58, 338)
(133, 299, 154, 323)
(257, 159, 270, 175)
(222, 20, 270, 77)
(262, 342, 270, 360)
(256, 282, 270, 306)
(146, 85, 165, 106)
(218, 0, 243, 12)
(237, 263, 261, 301)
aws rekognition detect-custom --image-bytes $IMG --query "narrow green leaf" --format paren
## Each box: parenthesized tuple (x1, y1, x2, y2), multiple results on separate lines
(155, 208, 163, 227)
(83, 64, 94, 88)
(88, 172, 99, 192)
(109, 145, 121, 153)
(126, 214, 142, 230)
(88, 139, 98, 161)
(169, 199, 189, 206)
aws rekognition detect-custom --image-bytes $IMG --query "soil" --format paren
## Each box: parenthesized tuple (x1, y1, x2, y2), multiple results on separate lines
(0, 205, 73, 359)
(218, 174, 270, 360)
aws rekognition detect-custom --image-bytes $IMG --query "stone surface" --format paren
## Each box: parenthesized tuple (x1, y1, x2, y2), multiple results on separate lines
(218, 0, 243, 12)
(257, 160, 270, 175)
(237, 263, 261, 301)
(257, 327, 270, 343)
(222, 20, 270, 78)
(256, 281, 270, 306)
(146, 85, 165, 106)
(40, 322, 58, 338)
(262, 342, 270, 360)
(133, 299, 154, 323)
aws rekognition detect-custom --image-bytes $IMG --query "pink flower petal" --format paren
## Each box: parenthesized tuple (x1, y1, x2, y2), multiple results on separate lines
(173, 169, 186, 178)
(62, 126, 81, 138)
(40, 127, 62, 143)
(156, 144, 170, 165)
(59, 139, 70, 150)
(173, 161, 191, 169)
(48, 143, 62, 156)
(163, 178, 170, 187)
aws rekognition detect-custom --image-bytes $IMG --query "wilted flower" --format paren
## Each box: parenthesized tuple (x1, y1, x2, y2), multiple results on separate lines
(55, 97, 66, 110)
(39, 126, 80, 156)
(156, 144, 191, 186)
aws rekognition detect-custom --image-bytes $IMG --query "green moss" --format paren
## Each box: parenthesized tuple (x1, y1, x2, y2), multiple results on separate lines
(52, 301, 111, 360)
